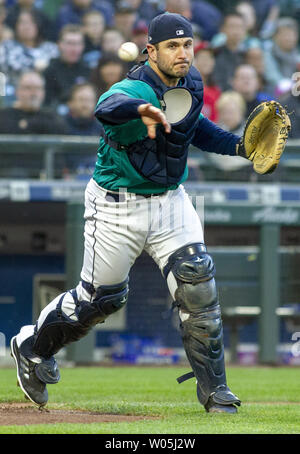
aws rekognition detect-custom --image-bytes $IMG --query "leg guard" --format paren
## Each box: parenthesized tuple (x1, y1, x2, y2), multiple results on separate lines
(164, 243, 240, 410)
(32, 278, 129, 359)
(19, 334, 61, 384)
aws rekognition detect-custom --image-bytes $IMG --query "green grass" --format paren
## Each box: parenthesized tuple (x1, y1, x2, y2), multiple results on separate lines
(0, 366, 300, 434)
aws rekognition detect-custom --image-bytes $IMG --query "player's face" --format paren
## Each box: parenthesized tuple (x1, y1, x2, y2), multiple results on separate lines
(148, 37, 194, 85)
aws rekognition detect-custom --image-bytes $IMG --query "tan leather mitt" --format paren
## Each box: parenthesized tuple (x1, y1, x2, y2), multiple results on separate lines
(237, 100, 291, 174)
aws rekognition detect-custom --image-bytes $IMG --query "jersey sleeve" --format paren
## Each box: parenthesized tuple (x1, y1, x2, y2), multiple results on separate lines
(94, 79, 159, 125)
(192, 114, 240, 156)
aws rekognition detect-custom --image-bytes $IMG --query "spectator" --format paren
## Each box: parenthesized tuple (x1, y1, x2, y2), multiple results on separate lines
(165, 0, 223, 41)
(216, 91, 246, 135)
(193, 42, 221, 122)
(192, 1, 223, 41)
(207, 91, 251, 171)
(56, 0, 114, 36)
(0, 9, 58, 104)
(90, 53, 128, 98)
(279, 73, 300, 138)
(212, 0, 279, 40)
(114, 1, 139, 41)
(278, 1, 300, 37)
(236, 1, 257, 34)
(263, 17, 300, 96)
(250, 0, 279, 39)
(101, 27, 125, 55)
(231, 64, 273, 117)
(61, 81, 102, 177)
(211, 2, 261, 50)
(245, 45, 274, 94)
(5, 0, 54, 40)
(165, 0, 192, 18)
(213, 12, 246, 91)
(118, 0, 163, 23)
(235, 1, 262, 48)
(65, 82, 103, 135)
(0, 4, 13, 43)
(82, 9, 105, 69)
(43, 24, 90, 108)
(131, 19, 148, 59)
(207, 0, 239, 13)
(0, 70, 68, 134)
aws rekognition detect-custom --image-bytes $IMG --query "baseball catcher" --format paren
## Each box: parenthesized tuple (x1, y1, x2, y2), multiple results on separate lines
(10, 12, 290, 414)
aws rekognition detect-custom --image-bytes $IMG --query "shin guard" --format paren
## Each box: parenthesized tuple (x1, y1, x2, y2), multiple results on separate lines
(165, 243, 240, 408)
(32, 279, 129, 359)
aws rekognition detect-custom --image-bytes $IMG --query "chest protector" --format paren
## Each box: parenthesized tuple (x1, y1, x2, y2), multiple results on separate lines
(126, 63, 204, 186)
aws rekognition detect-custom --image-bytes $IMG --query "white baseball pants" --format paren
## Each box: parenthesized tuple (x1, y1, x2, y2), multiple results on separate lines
(80, 178, 204, 299)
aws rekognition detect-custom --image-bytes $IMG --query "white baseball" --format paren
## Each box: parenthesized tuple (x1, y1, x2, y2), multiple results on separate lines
(118, 42, 139, 62)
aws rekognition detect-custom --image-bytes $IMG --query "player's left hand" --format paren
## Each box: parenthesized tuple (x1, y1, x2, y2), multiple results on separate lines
(138, 103, 171, 139)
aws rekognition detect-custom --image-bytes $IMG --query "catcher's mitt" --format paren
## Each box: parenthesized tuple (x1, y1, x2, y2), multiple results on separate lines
(237, 100, 291, 174)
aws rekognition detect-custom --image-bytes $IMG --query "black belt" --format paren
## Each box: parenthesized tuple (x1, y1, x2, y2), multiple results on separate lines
(101, 130, 129, 151)
(105, 190, 167, 202)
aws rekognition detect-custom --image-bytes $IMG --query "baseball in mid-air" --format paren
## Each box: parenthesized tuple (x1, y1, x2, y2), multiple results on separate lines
(118, 42, 139, 62)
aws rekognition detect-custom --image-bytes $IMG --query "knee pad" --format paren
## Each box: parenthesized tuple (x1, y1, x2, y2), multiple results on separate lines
(163, 243, 217, 312)
(92, 280, 129, 320)
(33, 278, 129, 358)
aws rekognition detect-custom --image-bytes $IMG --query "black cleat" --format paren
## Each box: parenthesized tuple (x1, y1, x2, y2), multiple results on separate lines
(204, 398, 238, 414)
(10, 336, 48, 407)
(199, 384, 241, 414)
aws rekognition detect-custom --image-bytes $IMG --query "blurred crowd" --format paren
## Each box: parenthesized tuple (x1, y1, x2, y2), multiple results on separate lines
(0, 0, 299, 141)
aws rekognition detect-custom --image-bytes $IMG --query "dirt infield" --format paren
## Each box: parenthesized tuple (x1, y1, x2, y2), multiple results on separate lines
(0, 403, 155, 426)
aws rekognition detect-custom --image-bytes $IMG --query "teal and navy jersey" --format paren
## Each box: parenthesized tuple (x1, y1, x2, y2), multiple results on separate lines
(94, 64, 240, 194)
(94, 76, 191, 194)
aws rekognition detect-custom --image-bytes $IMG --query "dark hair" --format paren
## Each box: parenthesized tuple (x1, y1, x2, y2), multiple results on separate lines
(82, 9, 105, 21)
(67, 82, 97, 102)
(221, 10, 245, 27)
(101, 26, 125, 40)
(58, 24, 84, 42)
(90, 53, 128, 96)
(15, 9, 43, 45)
